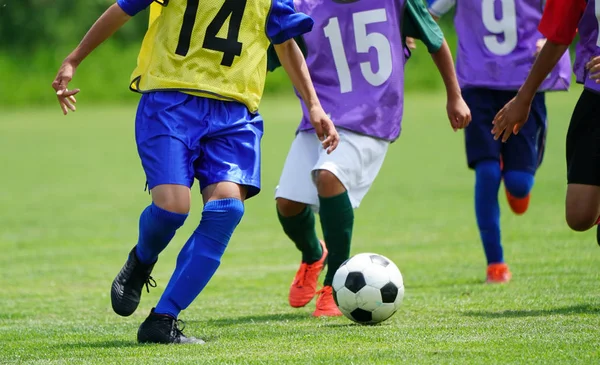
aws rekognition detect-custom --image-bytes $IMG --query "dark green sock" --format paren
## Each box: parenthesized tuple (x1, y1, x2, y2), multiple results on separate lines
(277, 206, 323, 264)
(320, 191, 354, 286)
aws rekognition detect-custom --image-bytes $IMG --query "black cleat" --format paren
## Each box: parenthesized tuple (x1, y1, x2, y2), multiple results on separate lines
(597, 225, 600, 247)
(137, 308, 205, 344)
(111, 246, 156, 317)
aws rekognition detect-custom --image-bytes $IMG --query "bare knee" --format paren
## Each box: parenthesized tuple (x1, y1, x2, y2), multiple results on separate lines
(565, 209, 597, 232)
(276, 198, 306, 217)
(565, 184, 600, 231)
(202, 182, 247, 204)
(151, 184, 191, 214)
(315, 170, 346, 197)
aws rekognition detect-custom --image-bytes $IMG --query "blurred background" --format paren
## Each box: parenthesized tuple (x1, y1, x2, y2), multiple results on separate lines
(2, 2, 599, 363)
(0, 0, 463, 107)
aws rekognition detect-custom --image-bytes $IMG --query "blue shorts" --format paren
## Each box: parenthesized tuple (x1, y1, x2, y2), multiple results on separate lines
(462, 88, 547, 174)
(135, 91, 263, 199)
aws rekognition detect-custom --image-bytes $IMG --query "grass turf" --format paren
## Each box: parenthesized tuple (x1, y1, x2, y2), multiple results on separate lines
(0, 90, 599, 364)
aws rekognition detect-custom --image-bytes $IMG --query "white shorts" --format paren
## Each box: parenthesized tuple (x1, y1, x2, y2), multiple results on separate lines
(275, 130, 389, 211)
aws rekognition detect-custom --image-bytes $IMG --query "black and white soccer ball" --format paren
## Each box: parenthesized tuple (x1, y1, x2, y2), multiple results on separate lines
(332, 253, 404, 325)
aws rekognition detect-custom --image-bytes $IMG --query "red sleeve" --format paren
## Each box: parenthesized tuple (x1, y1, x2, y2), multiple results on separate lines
(538, 0, 587, 45)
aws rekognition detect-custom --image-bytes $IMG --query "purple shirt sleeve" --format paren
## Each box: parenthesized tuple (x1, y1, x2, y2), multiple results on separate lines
(117, 0, 154, 17)
(266, 0, 314, 44)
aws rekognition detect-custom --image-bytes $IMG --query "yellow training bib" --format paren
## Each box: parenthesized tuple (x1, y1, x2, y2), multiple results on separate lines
(131, 0, 273, 112)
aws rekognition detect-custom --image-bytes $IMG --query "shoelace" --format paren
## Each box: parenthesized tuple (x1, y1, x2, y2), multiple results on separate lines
(293, 263, 309, 287)
(293, 262, 322, 287)
(174, 319, 186, 337)
(144, 276, 157, 293)
(315, 286, 330, 296)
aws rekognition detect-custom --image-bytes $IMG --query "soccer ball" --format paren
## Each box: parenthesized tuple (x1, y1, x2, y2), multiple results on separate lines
(332, 253, 404, 325)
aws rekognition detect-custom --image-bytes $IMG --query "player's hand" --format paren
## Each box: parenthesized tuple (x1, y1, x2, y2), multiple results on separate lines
(52, 59, 80, 115)
(309, 107, 339, 154)
(586, 56, 600, 82)
(491, 96, 531, 142)
(405, 37, 417, 50)
(446, 96, 471, 131)
(534, 38, 546, 57)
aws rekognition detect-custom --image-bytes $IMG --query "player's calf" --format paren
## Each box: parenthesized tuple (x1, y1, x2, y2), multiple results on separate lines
(112, 191, 189, 317)
(153, 197, 245, 319)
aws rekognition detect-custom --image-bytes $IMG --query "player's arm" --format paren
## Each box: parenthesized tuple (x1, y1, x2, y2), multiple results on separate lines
(404, 0, 452, 48)
(268, 0, 339, 153)
(431, 42, 472, 131)
(427, 0, 455, 21)
(52, 0, 153, 115)
(267, 36, 308, 72)
(404, 0, 471, 130)
(274, 40, 338, 153)
(491, 0, 585, 142)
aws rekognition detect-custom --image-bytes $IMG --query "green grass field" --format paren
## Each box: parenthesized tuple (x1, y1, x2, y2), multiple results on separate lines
(1, 90, 599, 364)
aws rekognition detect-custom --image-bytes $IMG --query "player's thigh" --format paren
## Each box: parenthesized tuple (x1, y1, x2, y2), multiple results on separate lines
(566, 90, 600, 187)
(313, 130, 389, 208)
(461, 88, 502, 169)
(136, 92, 197, 212)
(275, 132, 322, 208)
(501, 93, 547, 174)
(194, 100, 263, 200)
(563, 90, 600, 230)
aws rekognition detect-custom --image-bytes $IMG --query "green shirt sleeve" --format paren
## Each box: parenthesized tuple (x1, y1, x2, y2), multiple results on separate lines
(402, 0, 444, 53)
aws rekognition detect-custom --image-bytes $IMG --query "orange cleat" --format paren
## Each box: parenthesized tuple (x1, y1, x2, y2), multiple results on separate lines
(486, 263, 512, 284)
(505, 189, 531, 215)
(288, 241, 328, 308)
(500, 156, 530, 215)
(312, 286, 343, 317)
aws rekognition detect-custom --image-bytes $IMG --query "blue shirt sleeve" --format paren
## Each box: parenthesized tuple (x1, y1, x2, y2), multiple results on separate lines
(117, 0, 154, 17)
(266, 0, 314, 44)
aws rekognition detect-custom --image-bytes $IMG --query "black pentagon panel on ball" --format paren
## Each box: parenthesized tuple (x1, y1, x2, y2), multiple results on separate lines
(350, 308, 372, 323)
(370, 254, 390, 267)
(380, 282, 398, 303)
(344, 272, 366, 293)
(332, 289, 339, 307)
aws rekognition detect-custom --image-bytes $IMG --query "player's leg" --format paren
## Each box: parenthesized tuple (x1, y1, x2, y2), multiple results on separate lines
(138, 182, 246, 345)
(462, 89, 508, 283)
(138, 98, 260, 344)
(563, 90, 600, 241)
(111, 92, 194, 318)
(501, 92, 547, 216)
(275, 132, 326, 308)
(313, 131, 389, 317)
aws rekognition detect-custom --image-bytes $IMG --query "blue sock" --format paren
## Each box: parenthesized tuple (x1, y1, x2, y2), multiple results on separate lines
(503, 170, 534, 198)
(135, 203, 188, 265)
(155, 199, 244, 319)
(474, 160, 503, 264)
